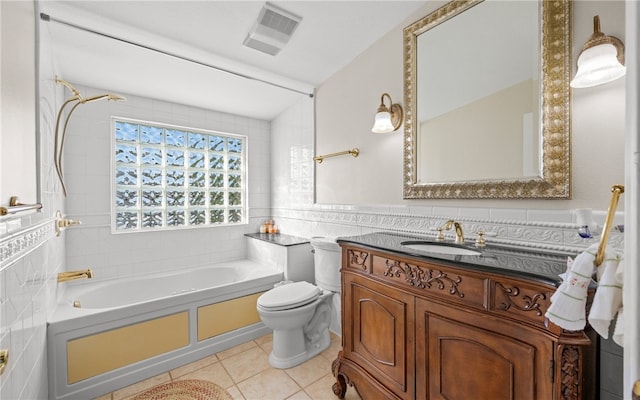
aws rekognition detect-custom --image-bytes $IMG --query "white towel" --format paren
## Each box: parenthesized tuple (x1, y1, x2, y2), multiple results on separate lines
(545, 245, 598, 331)
(613, 259, 625, 346)
(613, 306, 624, 347)
(588, 257, 623, 339)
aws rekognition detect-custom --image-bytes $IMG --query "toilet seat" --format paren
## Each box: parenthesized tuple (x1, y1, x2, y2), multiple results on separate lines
(258, 281, 321, 311)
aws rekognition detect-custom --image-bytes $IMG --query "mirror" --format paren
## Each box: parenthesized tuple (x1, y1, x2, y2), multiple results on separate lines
(403, 0, 571, 199)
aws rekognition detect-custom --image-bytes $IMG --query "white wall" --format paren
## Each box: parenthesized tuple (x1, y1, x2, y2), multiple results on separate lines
(0, 1, 37, 207)
(315, 1, 626, 211)
(61, 85, 272, 281)
(624, 0, 640, 396)
(271, 2, 626, 246)
(0, 1, 630, 399)
(270, 2, 627, 399)
(0, 2, 65, 399)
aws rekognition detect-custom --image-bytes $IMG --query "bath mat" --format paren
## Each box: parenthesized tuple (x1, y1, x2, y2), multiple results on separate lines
(132, 379, 233, 400)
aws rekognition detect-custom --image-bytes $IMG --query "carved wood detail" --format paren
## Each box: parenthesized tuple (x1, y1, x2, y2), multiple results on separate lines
(495, 282, 546, 316)
(331, 354, 346, 399)
(383, 259, 464, 298)
(348, 250, 369, 270)
(560, 345, 581, 400)
(337, 242, 594, 400)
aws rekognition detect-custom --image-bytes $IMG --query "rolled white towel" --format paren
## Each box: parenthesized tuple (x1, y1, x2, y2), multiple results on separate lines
(545, 245, 597, 331)
(588, 257, 622, 338)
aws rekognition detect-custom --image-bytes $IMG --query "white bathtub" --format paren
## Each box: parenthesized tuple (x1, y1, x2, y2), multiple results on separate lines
(47, 260, 282, 400)
(54, 261, 275, 312)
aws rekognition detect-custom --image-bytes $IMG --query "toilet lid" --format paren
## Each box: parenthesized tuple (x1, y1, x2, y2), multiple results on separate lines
(258, 281, 321, 311)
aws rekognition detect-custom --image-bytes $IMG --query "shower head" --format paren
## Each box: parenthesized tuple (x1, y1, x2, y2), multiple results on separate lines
(108, 94, 126, 101)
(81, 93, 127, 104)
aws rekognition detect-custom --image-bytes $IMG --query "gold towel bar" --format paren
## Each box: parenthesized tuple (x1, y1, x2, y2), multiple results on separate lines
(595, 184, 625, 266)
(313, 148, 359, 163)
(0, 196, 43, 216)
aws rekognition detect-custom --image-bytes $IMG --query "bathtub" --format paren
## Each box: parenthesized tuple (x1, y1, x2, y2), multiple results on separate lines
(47, 260, 282, 400)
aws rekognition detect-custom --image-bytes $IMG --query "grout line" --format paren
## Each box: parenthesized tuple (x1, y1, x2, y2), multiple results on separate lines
(109, 334, 343, 400)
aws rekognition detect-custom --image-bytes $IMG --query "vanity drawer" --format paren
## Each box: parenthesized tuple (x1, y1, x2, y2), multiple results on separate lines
(489, 278, 553, 327)
(371, 254, 486, 310)
(342, 245, 556, 328)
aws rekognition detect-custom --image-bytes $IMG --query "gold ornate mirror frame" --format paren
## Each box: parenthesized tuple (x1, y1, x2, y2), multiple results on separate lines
(403, 0, 572, 199)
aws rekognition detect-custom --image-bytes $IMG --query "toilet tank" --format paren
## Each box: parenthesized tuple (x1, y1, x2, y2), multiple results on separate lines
(246, 234, 314, 284)
(310, 237, 342, 292)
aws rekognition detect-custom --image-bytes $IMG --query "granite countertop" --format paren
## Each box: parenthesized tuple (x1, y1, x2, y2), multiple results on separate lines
(337, 232, 579, 287)
(245, 232, 311, 247)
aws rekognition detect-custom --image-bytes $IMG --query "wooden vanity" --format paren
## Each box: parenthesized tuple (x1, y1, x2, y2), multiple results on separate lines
(331, 233, 595, 400)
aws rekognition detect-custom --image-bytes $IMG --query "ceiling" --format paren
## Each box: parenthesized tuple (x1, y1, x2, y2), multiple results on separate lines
(39, 1, 427, 120)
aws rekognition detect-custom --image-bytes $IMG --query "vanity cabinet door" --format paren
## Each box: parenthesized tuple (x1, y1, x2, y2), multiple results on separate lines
(416, 297, 546, 400)
(343, 272, 415, 399)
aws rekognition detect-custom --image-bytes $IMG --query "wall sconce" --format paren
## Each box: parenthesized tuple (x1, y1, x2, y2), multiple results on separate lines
(570, 15, 626, 88)
(54, 77, 125, 196)
(371, 93, 403, 133)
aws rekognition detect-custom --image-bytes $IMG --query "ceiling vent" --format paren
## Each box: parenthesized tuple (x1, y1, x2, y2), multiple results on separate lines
(243, 3, 302, 56)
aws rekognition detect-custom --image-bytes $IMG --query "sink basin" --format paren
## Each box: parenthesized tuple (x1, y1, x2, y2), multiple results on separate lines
(400, 241, 482, 256)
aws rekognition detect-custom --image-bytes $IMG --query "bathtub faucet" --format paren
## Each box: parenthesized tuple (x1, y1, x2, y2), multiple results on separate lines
(57, 269, 93, 283)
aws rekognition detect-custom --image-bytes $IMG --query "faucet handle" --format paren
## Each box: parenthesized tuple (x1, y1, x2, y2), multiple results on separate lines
(435, 227, 445, 242)
(55, 210, 82, 236)
(475, 230, 486, 248)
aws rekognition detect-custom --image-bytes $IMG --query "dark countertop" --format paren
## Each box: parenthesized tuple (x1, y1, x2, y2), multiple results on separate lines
(245, 232, 310, 247)
(337, 232, 578, 287)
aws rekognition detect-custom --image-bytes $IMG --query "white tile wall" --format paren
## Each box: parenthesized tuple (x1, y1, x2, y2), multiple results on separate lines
(60, 85, 272, 283)
(0, 16, 65, 398)
(270, 97, 625, 255)
(0, 234, 58, 400)
(0, 64, 626, 400)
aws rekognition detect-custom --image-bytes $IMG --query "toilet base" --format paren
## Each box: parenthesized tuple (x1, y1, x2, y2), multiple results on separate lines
(268, 327, 331, 369)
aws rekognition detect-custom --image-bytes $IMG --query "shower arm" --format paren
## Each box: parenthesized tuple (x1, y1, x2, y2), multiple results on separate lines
(53, 77, 125, 197)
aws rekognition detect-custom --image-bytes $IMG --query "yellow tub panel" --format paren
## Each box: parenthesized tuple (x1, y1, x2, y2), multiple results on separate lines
(67, 312, 189, 384)
(197, 292, 263, 341)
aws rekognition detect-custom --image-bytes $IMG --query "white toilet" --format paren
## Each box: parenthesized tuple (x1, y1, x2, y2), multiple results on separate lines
(257, 237, 341, 369)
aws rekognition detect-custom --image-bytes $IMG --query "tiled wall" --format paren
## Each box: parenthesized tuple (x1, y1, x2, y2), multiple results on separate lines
(0, 81, 626, 400)
(61, 85, 272, 282)
(0, 217, 60, 400)
(271, 97, 625, 400)
(0, 6, 65, 398)
(270, 98, 624, 255)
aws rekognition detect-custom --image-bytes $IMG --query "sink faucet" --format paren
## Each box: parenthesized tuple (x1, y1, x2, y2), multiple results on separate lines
(57, 269, 93, 283)
(439, 220, 465, 244)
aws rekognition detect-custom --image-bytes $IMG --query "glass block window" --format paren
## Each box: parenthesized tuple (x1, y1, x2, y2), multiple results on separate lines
(112, 118, 247, 232)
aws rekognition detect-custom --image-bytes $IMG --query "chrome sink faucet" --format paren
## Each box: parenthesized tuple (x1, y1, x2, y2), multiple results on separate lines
(437, 220, 465, 244)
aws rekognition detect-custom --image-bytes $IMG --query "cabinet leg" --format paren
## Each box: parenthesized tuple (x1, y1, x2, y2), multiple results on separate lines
(332, 376, 346, 399)
(332, 353, 347, 399)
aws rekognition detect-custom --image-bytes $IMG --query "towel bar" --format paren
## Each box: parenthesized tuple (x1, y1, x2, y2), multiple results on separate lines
(313, 148, 359, 163)
(0, 196, 43, 216)
(595, 184, 624, 266)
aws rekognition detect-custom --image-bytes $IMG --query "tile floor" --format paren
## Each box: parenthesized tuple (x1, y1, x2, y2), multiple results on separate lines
(95, 333, 362, 400)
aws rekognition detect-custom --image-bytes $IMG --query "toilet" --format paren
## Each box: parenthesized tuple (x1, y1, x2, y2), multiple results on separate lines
(257, 237, 341, 369)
